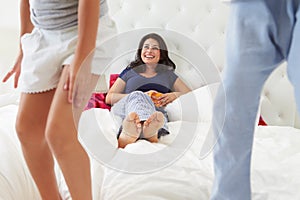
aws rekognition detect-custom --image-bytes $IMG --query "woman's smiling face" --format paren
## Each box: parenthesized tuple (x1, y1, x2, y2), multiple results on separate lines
(141, 38, 160, 66)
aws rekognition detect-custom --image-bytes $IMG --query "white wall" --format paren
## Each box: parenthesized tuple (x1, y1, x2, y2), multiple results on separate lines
(0, 1, 20, 94)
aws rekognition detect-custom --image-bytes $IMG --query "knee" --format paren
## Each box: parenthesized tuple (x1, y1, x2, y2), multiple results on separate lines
(15, 116, 46, 146)
(128, 91, 146, 98)
(127, 91, 150, 101)
(45, 119, 75, 156)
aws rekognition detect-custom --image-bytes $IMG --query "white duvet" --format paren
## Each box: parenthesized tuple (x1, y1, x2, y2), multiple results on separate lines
(0, 104, 41, 200)
(80, 85, 300, 200)
(1, 87, 300, 199)
(79, 108, 214, 200)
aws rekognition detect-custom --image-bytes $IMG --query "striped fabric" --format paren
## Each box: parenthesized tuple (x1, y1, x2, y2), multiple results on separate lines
(111, 91, 168, 130)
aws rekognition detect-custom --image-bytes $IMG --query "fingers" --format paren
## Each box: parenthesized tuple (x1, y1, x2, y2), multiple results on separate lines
(3, 53, 23, 85)
(2, 67, 21, 88)
(160, 98, 169, 107)
(62, 67, 73, 104)
(66, 75, 84, 107)
(64, 77, 69, 90)
(157, 93, 175, 107)
(14, 71, 20, 88)
(72, 87, 88, 108)
(68, 76, 74, 104)
(2, 70, 14, 83)
(68, 73, 89, 108)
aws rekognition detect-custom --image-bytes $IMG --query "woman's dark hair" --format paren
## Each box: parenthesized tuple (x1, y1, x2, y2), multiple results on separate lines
(127, 33, 176, 73)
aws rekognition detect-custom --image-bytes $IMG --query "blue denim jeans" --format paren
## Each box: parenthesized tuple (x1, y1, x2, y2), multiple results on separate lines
(211, 0, 300, 199)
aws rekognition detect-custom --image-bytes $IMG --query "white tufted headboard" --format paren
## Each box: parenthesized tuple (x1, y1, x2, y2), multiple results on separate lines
(104, 0, 299, 128)
(107, 0, 228, 72)
(95, 0, 229, 92)
(0, 0, 299, 127)
(261, 63, 300, 128)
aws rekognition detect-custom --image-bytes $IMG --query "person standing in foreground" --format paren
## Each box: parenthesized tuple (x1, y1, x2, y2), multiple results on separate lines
(2, 0, 115, 199)
(211, 0, 300, 199)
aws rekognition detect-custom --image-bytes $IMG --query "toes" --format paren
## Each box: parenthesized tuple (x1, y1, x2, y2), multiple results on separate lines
(142, 112, 164, 139)
(145, 112, 163, 126)
(127, 112, 140, 122)
(123, 112, 142, 137)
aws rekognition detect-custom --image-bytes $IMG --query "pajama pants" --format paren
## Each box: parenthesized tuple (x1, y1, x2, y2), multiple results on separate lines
(211, 0, 300, 199)
(111, 91, 168, 133)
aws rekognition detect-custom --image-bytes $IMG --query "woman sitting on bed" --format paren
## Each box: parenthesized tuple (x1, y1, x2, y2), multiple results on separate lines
(105, 33, 191, 148)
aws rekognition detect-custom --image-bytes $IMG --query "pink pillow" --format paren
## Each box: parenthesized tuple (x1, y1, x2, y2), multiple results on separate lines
(84, 74, 119, 110)
(258, 116, 267, 126)
(109, 74, 119, 88)
(85, 93, 111, 110)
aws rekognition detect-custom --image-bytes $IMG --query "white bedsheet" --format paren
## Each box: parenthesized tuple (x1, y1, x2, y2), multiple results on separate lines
(0, 104, 41, 200)
(251, 126, 300, 199)
(78, 108, 300, 200)
(1, 102, 300, 199)
(100, 141, 213, 200)
(79, 108, 214, 200)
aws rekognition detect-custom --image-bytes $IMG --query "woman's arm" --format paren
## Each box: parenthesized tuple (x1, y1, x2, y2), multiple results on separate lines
(157, 78, 191, 107)
(66, 0, 100, 103)
(172, 78, 191, 97)
(2, 0, 33, 87)
(105, 78, 127, 105)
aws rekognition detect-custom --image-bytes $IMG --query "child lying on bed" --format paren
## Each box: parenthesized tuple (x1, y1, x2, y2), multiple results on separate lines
(105, 33, 191, 148)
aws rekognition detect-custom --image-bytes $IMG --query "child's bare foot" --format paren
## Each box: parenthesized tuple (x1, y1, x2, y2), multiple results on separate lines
(143, 112, 164, 142)
(118, 112, 142, 148)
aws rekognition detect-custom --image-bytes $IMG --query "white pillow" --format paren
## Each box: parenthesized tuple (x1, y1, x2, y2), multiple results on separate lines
(165, 83, 219, 123)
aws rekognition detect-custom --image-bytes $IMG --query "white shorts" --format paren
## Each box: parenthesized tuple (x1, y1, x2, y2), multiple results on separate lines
(19, 15, 118, 93)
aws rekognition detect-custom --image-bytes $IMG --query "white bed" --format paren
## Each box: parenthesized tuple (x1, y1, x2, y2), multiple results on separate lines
(78, 86, 300, 200)
(1, 0, 300, 199)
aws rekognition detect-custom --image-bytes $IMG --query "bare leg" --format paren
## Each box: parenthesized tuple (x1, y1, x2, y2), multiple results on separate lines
(16, 91, 61, 200)
(143, 111, 164, 143)
(46, 66, 93, 200)
(118, 112, 142, 148)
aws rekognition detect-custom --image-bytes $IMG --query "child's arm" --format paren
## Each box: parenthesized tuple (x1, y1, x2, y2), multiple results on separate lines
(2, 0, 33, 87)
(67, 0, 100, 103)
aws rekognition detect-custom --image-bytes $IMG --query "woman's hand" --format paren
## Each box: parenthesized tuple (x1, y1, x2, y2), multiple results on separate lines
(145, 90, 162, 107)
(156, 92, 178, 107)
(2, 51, 23, 88)
(145, 90, 177, 107)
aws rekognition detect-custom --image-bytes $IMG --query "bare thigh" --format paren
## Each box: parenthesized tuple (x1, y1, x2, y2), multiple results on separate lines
(46, 65, 99, 142)
(16, 90, 55, 143)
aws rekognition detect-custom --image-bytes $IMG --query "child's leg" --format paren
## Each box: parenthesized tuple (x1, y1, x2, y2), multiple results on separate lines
(46, 66, 92, 200)
(16, 90, 61, 200)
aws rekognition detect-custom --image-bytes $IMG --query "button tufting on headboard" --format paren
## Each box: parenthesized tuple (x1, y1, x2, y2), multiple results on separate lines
(1, 0, 298, 127)
(101, 0, 300, 127)
(260, 63, 299, 128)
(103, 0, 229, 87)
